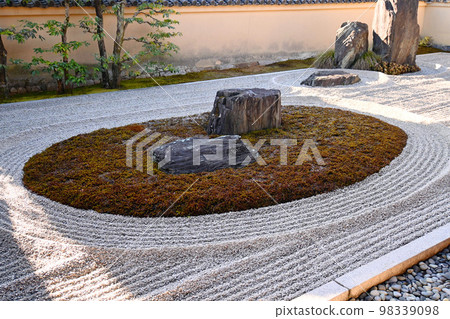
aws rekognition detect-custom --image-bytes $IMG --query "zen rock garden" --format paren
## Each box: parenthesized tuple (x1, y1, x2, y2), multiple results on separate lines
(153, 88, 281, 174)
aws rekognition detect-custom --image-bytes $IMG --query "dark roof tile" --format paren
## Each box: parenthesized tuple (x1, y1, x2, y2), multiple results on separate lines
(0, 0, 442, 8)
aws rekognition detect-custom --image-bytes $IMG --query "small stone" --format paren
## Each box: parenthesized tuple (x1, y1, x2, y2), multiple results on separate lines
(378, 284, 386, 291)
(426, 278, 434, 283)
(370, 290, 380, 297)
(407, 268, 414, 274)
(17, 87, 26, 94)
(419, 262, 429, 271)
(431, 293, 440, 301)
(9, 87, 18, 94)
(391, 284, 401, 291)
(421, 291, 433, 297)
(374, 296, 381, 301)
(393, 291, 402, 298)
(388, 276, 398, 283)
(397, 276, 406, 281)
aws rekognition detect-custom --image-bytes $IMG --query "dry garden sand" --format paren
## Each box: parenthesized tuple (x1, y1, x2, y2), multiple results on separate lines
(0, 53, 449, 300)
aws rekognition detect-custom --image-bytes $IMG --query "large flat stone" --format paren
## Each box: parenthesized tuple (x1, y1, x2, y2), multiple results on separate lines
(152, 135, 256, 175)
(301, 70, 360, 87)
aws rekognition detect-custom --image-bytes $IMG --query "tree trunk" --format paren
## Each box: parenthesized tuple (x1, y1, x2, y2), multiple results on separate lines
(94, 0, 110, 89)
(60, 0, 70, 94)
(0, 35, 8, 98)
(111, 1, 126, 89)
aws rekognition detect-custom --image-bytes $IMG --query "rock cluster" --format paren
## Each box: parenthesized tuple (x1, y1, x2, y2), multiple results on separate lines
(207, 88, 281, 135)
(355, 247, 450, 301)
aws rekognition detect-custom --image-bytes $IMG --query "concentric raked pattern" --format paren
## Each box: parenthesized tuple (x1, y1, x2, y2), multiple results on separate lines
(0, 54, 449, 300)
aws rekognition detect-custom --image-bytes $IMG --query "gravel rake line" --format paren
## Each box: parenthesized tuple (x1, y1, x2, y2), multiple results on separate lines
(0, 54, 449, 300)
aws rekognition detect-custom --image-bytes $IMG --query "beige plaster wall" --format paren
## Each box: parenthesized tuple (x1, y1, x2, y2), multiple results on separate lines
(421, 3, 450, 46)
(0, 2, 442, 69)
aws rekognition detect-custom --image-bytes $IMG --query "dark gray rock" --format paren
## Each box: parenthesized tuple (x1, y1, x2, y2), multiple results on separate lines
(372, 0, 420, 66)
(301, 70, 360, 87)
(207, 88, 281, 135)
(335, 21, 369, 69)
(152, 135, 257, 175)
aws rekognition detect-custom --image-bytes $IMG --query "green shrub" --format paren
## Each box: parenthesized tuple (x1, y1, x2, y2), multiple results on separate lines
(313, 50, 335, 69)
(352, 51, 381, 70)
(419, 36, 433, 48)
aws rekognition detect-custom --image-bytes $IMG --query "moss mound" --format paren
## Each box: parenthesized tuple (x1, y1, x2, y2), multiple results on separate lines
(372, 61, 421, 75)
(23, 106, 407, 218)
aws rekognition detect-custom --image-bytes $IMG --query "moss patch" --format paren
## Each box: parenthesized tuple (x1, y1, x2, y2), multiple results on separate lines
(23, 106, 407, 218)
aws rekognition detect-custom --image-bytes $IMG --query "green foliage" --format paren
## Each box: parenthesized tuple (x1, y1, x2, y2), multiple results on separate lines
(419, 36, 433, 48)
(0, 20, 43, 97)
(80, 0, 181, 87)
(313, 50, 335, 69)
(21, 19, 89, 92)
(25, 58, 88, 86)
(352, 51, 381, 70)
(0, 20, 43, 44)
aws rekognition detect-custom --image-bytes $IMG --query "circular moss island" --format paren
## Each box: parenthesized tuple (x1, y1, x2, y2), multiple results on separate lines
(23, 106, 407, 218)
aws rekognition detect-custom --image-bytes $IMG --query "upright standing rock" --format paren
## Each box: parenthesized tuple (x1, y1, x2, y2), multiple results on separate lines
(372, 0, 420, 66)
(207, 88, 281, 135)
(335, 21, 369, 69)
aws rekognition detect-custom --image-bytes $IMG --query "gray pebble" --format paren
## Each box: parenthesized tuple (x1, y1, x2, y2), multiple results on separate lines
(391, 284, 401, 291)
(419, 262, 429, 271)
(421, 291, 433, 297)
(378, 284, 386, 291)
(388, 276, 398, 283)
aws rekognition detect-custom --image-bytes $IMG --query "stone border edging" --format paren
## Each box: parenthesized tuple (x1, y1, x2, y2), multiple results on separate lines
(294, 224, 450, 301)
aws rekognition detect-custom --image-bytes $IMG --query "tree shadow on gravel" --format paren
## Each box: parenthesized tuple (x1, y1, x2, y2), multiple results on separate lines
(0, 199, 51, 300)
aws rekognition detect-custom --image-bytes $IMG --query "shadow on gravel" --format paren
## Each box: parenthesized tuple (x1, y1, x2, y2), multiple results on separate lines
(0, 199, 51, 300)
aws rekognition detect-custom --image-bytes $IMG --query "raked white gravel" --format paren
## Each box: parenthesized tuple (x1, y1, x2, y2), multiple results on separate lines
(0, 53, 449, 300)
